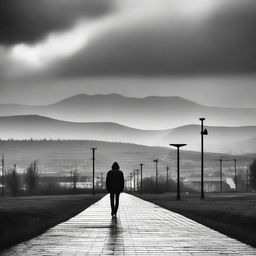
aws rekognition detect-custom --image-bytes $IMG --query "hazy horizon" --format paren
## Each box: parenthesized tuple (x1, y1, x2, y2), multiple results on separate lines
(1, 76, 256, 108)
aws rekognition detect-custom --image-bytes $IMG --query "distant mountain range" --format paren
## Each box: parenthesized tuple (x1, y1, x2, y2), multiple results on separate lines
(0, 115, 256, 154)
(0, 94, 256, 129)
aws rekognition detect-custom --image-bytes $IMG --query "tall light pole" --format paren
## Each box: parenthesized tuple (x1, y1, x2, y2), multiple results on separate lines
(170, 144, 187, 200)
(140, 164, 143, 194)
(136, 169, 139, 192)
(199, 118, 208, 200)
(1, 154, 4, 198)
(126, 175, 129, 190)
(101, 172, 103, 191)
(130, 173, 133, 191)
(246, 167, 249, 193)
(91, 148, 97, 195)
(219, 159, 223, 192)
(133, 170, 136, 193)
(234, 159, 237, 192)
(166, 166, 169, 192)
(153, 159, 158, 193)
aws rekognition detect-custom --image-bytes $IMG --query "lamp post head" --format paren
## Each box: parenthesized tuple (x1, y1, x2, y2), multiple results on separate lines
(169, 144, 187, 148)
(199, 118, 205, 121)
(153, 159, 158, 163)
(202, 128, 208, 135)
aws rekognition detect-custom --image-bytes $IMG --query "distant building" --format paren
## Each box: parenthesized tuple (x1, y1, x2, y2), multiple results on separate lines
(225, 177, 236, 190)
(58, 181, 93, 189)
(184, 176, 231, 192)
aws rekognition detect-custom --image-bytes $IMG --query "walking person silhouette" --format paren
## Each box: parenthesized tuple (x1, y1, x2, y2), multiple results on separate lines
(106, 162, 124, 217)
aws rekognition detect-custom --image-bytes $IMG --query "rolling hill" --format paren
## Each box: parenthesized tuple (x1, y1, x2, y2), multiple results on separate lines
(0, 94, 256, 129)
(0, 115, 256, 154)
(0, 115, 170, 146)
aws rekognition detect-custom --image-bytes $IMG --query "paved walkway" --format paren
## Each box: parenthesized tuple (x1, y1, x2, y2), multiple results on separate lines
(2, 193, 256, 255)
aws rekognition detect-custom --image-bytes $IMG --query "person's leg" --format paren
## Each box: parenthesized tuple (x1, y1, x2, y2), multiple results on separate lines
(114, 192, 120, 214)
(110, 193, 115, 215)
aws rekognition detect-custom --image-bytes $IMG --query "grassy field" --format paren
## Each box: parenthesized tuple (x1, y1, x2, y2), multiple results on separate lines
(138, 192, 256, 248)
(0, 194, 104, 251)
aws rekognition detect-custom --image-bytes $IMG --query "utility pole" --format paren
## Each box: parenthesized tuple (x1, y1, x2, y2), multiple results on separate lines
(154, 159, 158, 193)
(133, 170, 136, 193)
(246, 166, 249, 193)
(234, 159, 237, 192)
(33, 160, 36, 174)
(219, 159, 223, 193)
(136, 169, 139, 192)
(166, 166, 169, 192)
(127, 175, 130, 190)
(73, 168, 78, 190)
(70, 171, 73, 189)
(140, 164, 143, 194)
(101, 172, 103, 191)
(130, 173, 133, 191)
(199, 118, 208, 200)
(91, 148, 97, 195)
(1, 154, 5, 197)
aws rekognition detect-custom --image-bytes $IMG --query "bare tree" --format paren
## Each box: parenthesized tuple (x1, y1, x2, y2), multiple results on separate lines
(6, 165, 20, 196)
(71, 168, 79, 190)
(25, 160, 39, 192)
(249, 159, 256, 191)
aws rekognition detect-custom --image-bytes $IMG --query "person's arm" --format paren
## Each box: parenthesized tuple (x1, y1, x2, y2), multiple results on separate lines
(120, 172, 124, 192)
(106, 172, 110, 193)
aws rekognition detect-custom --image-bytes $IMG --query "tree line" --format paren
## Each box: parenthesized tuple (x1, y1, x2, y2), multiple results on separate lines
(2, 159, 256, 196)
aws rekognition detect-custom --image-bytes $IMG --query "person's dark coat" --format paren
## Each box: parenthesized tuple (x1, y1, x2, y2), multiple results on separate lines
(106, 164, 124, 193)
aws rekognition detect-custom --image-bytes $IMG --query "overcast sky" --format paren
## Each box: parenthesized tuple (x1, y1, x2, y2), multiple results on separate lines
(0, 0, 256, 107)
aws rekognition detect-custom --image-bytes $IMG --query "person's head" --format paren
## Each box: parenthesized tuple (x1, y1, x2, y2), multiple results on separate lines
(111, 162, 120, 171)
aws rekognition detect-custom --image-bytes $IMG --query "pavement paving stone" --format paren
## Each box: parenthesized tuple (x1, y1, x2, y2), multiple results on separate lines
(2, 193, 256, 255)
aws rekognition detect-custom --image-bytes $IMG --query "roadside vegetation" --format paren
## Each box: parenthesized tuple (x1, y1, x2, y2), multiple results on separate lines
(0, 194, 104, 251)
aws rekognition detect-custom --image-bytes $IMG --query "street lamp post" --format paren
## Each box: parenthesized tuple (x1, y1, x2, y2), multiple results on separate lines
(153, 159, 158, 193)
(140, 164, 143, 194)
(127, 175, 129, 190)
(199, 118, 208, 200)
(1, 154, 4, 198)
(170, 144, 187, 200)
(219, 159, 223, 192)
(91, 148, 97, 195)
(166, 166, 169, 192)
(133, 169, 136, 193)
(136, 169, 139, 192)
(246, 167, 249, 193)
(101, 172, 103, 191)
(234, 159, 237, 192)
(130, 173, 133, 191)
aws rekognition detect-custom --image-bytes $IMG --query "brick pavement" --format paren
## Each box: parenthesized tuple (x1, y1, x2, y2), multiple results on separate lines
(2, 193, 256, 255)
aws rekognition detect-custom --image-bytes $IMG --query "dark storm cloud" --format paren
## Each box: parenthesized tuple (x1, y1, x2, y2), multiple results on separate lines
(51, 0, 256, 76)
(0, 0, 114, 45)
